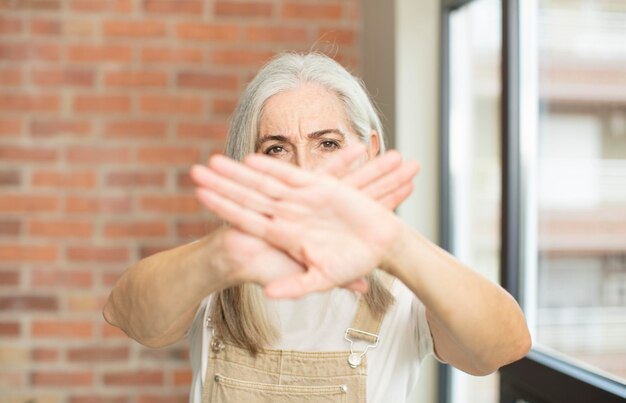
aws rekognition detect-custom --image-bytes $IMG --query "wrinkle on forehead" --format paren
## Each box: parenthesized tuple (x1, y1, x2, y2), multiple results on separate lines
(258, 83, 355, 142)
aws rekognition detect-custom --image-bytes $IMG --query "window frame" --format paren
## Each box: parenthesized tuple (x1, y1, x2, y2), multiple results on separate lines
(439, 0, 626, 401)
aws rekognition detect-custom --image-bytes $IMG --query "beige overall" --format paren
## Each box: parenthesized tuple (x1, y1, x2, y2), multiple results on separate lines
(202, 276, 394, 403)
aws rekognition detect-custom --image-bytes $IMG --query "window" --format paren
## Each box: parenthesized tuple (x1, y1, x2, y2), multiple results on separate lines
(442, 0, 626, 401)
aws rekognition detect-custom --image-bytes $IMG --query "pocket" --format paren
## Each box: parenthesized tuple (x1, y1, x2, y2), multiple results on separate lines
(211, 373, 348, 403)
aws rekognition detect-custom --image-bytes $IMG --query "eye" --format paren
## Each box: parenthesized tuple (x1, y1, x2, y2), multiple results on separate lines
(264, 145, 285, 155)
(320, 140, 340, 151)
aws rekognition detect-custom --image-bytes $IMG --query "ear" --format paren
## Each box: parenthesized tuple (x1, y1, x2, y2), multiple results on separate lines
(367, 130, 381, 160)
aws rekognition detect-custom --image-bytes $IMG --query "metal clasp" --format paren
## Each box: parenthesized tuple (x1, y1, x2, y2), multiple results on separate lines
(206, 316, 225, 353)
(344, 327, 379, 368)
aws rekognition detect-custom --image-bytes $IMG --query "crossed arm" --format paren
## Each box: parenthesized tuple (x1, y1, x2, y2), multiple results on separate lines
(104, 146, 530, 375)
(190, 146, 531, 375)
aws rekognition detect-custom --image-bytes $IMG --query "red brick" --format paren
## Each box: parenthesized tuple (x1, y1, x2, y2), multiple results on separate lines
(0, 219, 20, 235)
(176, 22, 239, 41)
(102, 271, 123, 287)
(32, 347, 59, 361)
(211, 49, 274, 66)
(141, 47, 203, 64)
(68, 45, 132, 63)
(70, 396, 129, 403)
(173, 369, 192, 386)
(29, 220, 93, 237)
(0, 322, 20, 336)
(0, 68, 21, 86)
(73, 95, 131, 113)
(32, 320, 93, 338)
(0, 372, 22, 387)
(0, 119, 22, 136)
(66, 146, 131, 164)
(282, 3, 343, 19)
(0, 245, 57, 262)
(32, 68, 95, 87)
(103, 20, 166, 37)
(215, 1, 273, 17)
(30, 18, 61, 35)
(211, 97, 238, 115)
(177, 122, 228, 140)
(104, 222, 168, 238)
(0, 296, 58, 311)
(137, 146, 200, 164)
(0, 16, 22, 34)
(31, 269, 93, 288)
(65, 196, 131, 214)
(137, 395, 188, 403)
(0, 171, 20, 186)
(31, 371, 94, 386)
(139, 244, 177, 258)
(0, 43, 60, 61)
(68, 346, 129, 362)
(31, 119, 91, 137)
(8, 0, 60, 10)
(70, 0, 133, 12)
(103, 370, 164, 386)
(105, 171, 166, 187)
(140, 95, 204, 115)
(105, 71, 168, 87)
(0, 194, 59, 213)
(140, 195, 200, 213)
(143, 0, 202, 14)
(0, 146, 57, 162)
(246, 26, 308, 43)
(0, 270, 19, 286)
(104, 120, 167, 139)
(102, 322, 128, 338)
(0, 94, 59, 112)
(177, 171, 194, 188)
(32, 171, 96, 188)
(66, 246, 129, 263)
(177, 72, 238, 90)
(177, 221, 220, 238)
(317, 28, 356, 45)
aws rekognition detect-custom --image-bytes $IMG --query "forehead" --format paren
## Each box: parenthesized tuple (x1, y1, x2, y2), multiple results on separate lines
(259, 83, 351, 134)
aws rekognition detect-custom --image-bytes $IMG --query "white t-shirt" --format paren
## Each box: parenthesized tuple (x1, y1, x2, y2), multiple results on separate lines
(187, 279, 434, 403)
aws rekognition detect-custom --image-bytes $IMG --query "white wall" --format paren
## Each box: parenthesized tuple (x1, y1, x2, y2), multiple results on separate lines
(363, 0, 441, 401)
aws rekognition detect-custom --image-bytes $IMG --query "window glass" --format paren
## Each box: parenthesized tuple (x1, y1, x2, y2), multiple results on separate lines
(533, 0, 626, 383)
(448, 0, 502, 401)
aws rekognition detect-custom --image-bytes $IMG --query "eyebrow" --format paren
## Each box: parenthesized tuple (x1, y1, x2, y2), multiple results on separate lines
(256, 129, 346, 149)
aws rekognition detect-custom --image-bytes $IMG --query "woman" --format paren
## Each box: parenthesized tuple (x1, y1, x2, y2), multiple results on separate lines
(104, 52, 531, 402)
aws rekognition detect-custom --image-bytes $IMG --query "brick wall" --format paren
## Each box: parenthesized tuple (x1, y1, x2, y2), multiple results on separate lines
(0, 1, 361, 401)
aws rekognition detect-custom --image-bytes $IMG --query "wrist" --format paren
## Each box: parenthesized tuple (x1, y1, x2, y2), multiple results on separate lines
(379, 220, 412, 276)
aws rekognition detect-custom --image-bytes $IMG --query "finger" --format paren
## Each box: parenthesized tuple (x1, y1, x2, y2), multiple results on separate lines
(361, 160, 420, 202)
(316, 143, 367, 178)
(264, 269, 330, 299)
(194, 188, 271, 239)
(342, 150, 403, 189)
(208, 155, 291, 200)
(243, 153, 316, 187)
(191, 164, 277, 216)
(378, 182, 414, 210)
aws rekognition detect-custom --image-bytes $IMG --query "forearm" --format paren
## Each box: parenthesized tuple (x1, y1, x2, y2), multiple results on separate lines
(103, 227, 233, 348)
(383, 222, 531, 374)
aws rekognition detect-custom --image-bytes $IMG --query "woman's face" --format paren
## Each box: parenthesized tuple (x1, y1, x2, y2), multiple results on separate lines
(257, 83, 379, 170)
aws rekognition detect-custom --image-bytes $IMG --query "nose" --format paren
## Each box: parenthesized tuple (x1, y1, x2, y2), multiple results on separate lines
(294, 149, 316, 171)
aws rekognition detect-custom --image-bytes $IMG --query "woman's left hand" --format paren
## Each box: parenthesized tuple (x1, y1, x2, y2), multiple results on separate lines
(193, 150, 413, 298)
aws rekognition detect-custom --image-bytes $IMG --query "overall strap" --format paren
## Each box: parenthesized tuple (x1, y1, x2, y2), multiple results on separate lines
(346, 270, 395, 344)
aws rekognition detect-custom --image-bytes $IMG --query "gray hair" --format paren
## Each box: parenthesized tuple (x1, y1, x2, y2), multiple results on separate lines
(224, 52, 386, 161)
